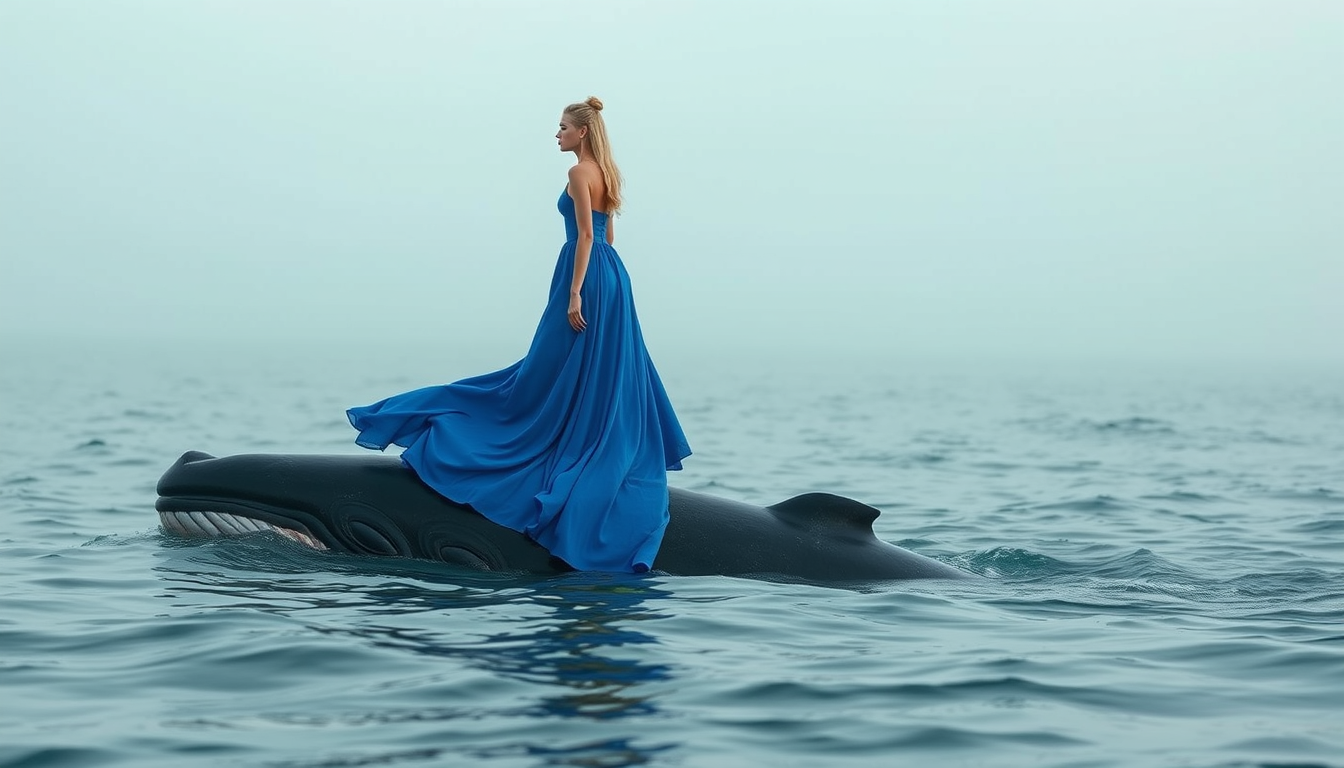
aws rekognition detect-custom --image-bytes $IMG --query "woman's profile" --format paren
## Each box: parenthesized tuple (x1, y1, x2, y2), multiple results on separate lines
(346, 96, 691, 573)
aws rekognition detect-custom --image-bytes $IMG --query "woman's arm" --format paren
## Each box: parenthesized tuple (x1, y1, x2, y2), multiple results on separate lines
(567, 165, 595, 332)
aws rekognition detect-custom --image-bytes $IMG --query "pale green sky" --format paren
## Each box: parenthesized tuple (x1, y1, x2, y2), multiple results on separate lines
(1, 0, 1339, 367)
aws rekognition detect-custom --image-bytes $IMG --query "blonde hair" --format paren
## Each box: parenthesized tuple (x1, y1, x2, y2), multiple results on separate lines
(564, 96, 624, 215)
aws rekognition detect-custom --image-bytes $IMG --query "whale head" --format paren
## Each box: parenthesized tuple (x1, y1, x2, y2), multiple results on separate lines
(156, 451, 565, 572)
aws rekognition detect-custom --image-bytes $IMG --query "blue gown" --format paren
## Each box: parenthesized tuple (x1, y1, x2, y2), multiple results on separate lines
(346, 189, 691, 573)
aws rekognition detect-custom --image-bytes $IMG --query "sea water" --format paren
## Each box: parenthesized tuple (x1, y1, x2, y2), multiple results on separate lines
(2, 337, 1341, 768)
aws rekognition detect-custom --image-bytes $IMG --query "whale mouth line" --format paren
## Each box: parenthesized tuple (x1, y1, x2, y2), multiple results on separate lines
(157, 496, 329, 551)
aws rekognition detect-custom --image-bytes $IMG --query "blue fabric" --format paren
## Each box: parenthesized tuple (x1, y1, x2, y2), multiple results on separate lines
(346, 189, 691, 572)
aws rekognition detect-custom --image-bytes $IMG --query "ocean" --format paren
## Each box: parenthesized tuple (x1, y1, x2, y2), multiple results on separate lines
(2, 337, 1341, 768)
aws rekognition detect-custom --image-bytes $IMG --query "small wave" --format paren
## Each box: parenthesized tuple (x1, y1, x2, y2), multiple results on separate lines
(104, 455, 157, 467)
(1222, 568, 1344, 600)
(1238, 429, 1299, 446)
(470, 738, 678, 767)
(1292, 518, 1344, 534)
(1033, 495, 1132, 513)
(1087, 416, 1176, 434)
(1021, 414, 1184, 443)
(1269, 488, 1344, 507)
(83, 530, 170, 549)
(0, 747, 124, 768)
(962, 547, 1073, 578)
(714, 675, 1175, 722)
(1218, 736, 1344, 766)
(969, 461, 1021, 471)
(121, 408, 174, 422)
(37, 462, 95, 477)
(1140, 491, 1227, 504)
(1040, 460, 1103, 473)
(962, 545, 1216, 589)
(1085, 547, 1197, 582)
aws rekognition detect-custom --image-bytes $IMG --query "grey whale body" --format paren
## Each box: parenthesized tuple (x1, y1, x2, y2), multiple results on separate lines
(155, 451, 972, 583)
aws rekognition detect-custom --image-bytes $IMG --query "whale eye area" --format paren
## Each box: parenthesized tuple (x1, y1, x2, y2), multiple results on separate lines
(348, 520, 399, 556)
(437, 546, 491, 570)
(333, 502, 412, 557)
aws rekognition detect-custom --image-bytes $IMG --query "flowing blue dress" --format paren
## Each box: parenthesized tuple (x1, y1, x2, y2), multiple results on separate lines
(346, 189, 692, 573)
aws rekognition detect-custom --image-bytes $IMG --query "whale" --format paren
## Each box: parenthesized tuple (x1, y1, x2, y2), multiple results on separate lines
(155, 451, 973, 582)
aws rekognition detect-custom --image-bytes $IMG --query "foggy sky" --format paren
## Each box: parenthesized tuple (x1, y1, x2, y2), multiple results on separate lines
(1, 0, 1340, 368)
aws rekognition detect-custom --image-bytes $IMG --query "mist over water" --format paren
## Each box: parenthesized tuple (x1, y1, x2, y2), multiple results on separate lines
(1, 1, 1340, 369)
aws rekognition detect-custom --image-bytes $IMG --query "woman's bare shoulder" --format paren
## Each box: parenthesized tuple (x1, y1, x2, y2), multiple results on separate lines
(568, 162, 601, 182)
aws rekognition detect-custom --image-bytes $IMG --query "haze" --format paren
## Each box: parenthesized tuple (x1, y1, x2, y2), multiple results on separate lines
(2, 1, 1339, 369)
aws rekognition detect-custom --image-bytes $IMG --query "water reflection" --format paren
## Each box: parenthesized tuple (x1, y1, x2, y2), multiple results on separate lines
(352, 572, 675, 721)
(154, 541, 681, 765)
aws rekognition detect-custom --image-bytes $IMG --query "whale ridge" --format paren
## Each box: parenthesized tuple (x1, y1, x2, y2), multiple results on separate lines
(767, 492, 881, 534)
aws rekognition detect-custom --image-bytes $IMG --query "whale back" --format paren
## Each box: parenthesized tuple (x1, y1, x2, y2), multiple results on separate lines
(655, 486, 966, 581)
(157, 452, 972, 582)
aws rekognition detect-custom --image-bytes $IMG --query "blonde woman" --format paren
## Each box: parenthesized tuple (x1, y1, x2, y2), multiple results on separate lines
(348, 97, 691, 573)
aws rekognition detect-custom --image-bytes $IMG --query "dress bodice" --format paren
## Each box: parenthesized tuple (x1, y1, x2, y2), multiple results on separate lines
(559, 189, 609, 243)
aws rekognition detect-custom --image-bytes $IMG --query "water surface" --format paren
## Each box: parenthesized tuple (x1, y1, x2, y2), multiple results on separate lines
(2, 338, 1341, 767)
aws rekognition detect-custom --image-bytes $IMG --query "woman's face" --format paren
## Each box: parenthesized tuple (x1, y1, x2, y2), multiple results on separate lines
(556, 114, 585, 152)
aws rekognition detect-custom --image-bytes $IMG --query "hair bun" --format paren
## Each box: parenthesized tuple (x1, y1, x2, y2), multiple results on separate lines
(585, 96, 604, 111)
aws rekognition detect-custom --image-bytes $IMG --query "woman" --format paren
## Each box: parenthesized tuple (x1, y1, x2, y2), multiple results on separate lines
(347, 97, 691, 573)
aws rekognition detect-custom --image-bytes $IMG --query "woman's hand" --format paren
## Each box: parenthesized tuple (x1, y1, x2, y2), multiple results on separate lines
(568, 292, 586, 332)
